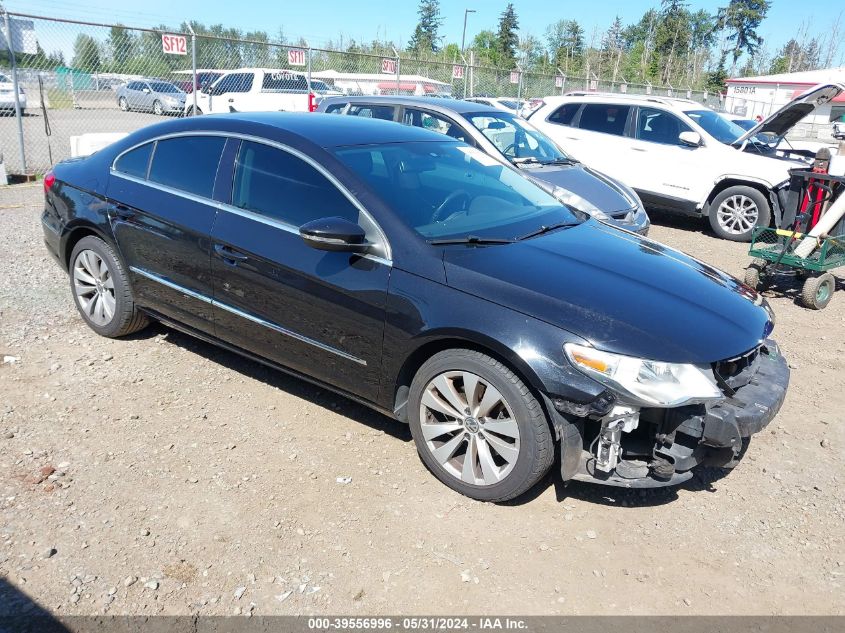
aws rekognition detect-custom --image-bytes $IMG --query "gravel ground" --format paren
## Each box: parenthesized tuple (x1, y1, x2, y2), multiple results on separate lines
(0, 184, 843, 617)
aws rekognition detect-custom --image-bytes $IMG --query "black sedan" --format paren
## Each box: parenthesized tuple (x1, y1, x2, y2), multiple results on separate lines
(41, 113, 789, 502)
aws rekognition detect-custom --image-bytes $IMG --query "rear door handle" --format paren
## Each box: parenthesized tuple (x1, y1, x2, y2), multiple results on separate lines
(214, 243, 248, 263)
(632, 147, 648, 152)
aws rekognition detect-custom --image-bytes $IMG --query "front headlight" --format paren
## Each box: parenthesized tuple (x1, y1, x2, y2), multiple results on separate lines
(564, 343, 723, 407)
(552, 186, 609, 220)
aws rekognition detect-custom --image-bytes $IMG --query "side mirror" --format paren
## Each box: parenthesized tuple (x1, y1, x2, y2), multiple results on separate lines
(299, 217, 370, 253)
(678, 131, 702, 147)
(142, 87, 150, 94)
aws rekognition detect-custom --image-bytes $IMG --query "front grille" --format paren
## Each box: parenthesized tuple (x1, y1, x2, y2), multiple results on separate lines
(713, 346, 761, 391)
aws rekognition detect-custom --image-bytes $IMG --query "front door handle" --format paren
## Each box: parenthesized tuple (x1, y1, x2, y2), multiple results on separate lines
(632, 147, 648, 152)
(228, 98, 234, 103)
(214, 244, 248, 264)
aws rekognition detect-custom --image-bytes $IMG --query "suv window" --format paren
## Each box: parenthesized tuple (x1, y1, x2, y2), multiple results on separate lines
(148, 136, 226, 198)
(261, 71, 308, 92)
(232, 140, 359, 227)
(636, 106, 692, 145)
(323, 102, 348, 114)
(115, 143, 153, 179)
(577, 103, 630, 135)
(402, 108, 468, 142)
(347, 104, 396, 121)
(214, 73, 254, 94)
(547, 102, 580, 126)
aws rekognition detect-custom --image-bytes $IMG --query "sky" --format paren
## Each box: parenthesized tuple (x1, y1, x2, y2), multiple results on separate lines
(8, 0, 842, 62)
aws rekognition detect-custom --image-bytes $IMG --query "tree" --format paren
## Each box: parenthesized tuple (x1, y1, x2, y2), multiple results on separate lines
(472, 29, 500, 65)
(72, 34, 101, 73)
(706, 52, 729, 92)
(716, 0, 771, 73)
(408, 0, 443, 54)
(496, 3, 519, 68)
(546, 19, 583, 73)
(654, 0, 691, 84)
(108, 25, 134, 71)
(601, 16, 625, 81)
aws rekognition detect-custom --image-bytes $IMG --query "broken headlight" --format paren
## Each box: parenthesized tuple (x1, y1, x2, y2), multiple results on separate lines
(564, 343, 723, 408)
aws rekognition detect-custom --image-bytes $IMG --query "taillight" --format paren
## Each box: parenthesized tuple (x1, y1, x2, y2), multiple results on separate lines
(43, 170, 55, 193)
(308, 93, 317, 112)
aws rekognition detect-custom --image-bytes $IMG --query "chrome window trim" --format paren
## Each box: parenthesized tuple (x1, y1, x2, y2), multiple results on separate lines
(129, 266, 367, 366)
(110, 130, 392, 262)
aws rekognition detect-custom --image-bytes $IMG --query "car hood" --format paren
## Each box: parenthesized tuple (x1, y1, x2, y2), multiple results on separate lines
(443, 221, 773, 364)
(736, 82, 845, 144)
(519, 163, 636, 214)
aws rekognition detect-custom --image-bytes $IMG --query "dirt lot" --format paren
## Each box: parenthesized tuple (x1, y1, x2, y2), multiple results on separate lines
(0, 183, 843, 617)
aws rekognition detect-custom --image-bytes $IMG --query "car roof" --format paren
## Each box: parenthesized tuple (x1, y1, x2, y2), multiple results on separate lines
(114, 111, 452, 150)
(541, 93, 703, 111)
(319, 95, 500, 115)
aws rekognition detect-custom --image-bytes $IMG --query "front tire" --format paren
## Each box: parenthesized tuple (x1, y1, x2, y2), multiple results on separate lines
(69, 236, 149, 338)
(408, 349, 554, 502)
(118, 97, 129, 112)
(709, 186, 771, 242)
(152, 100, 163, 116)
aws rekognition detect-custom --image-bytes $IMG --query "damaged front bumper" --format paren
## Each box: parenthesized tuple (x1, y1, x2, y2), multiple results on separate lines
(559, 340, 790, 488)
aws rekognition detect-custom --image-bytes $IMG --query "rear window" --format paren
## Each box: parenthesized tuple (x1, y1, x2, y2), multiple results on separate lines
(323, 103, 347, 114)
(114, 143, 153, 178)
(578, 104, 630, 136)
(347, 105, 396, 121)
(547, 102, 580, 126)
(262, 71, 308, 91)
(148, 136, 225, 198)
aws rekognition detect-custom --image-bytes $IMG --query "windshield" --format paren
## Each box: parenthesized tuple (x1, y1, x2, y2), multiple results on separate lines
(684, 109, 747, 144)
(150, 82, 181, 94)
(731, 118, 757, 131)
(497, 100, 519, 110)
(466, 111, 570, 163)
(334, 141, 582, 241)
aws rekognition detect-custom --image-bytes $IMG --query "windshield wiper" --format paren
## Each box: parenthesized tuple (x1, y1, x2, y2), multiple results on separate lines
(517, 221, 579, 241)
(512, 156, 541, 165)
(429, 235, 515, 245)
(540, 157, 579, 165)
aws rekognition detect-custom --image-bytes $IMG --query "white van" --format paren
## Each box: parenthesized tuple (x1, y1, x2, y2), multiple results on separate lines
(186, 68, 315, 115)
(529, 84, 844, 241)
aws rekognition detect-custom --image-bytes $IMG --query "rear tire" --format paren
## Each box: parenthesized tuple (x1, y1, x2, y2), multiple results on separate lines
(118, 96, 129, 112)
(408, 349, 554, 502)
(801, 272, 835, 310)
(743, 257, 767, 290)
(709, 186, 771, 242)
(153, 100, 163, 116)
(69, 236, 149, 338)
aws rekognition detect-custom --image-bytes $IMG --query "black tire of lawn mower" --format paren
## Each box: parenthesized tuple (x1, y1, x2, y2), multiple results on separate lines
(801, 272, 835, 310)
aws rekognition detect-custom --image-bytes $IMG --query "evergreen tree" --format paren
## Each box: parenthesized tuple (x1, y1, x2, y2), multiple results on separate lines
(496, 3, 519, 67)
(408, 0, 443, 54)
(716, 0, 772, 73)
(71, 34, 101, 73)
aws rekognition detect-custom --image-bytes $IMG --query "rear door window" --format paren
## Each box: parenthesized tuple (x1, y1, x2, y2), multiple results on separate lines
(323, 102, 348, 114)
(214, 73, 254, 94)
(114, 143, 154, 179)
(402, 108, 468, 141)
(577, 104, 631, 135)
(148, 136, 226, 198)
(547, 102, 580, 126)
(347, 104, 396, 121)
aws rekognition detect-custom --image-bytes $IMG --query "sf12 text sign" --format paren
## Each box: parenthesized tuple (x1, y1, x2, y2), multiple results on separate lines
(162, 34, 187, 55)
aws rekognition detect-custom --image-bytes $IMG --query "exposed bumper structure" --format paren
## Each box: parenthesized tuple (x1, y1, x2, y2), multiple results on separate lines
(562, 340, 790, 488)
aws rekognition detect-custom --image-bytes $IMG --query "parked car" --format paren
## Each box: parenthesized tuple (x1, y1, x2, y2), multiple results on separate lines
(0, 73, 26, 115)
(719, 112, 758, 131)
(528, 84, 845, 241)
(42, 112, 789, 501)
(173, 71, 224, 94)
(465, 97, 520, 113)
(186, 68, 316, 115)
(116, 80, 186, 115)
(317, 96, 649, 234)
(310, 79, 342, 97)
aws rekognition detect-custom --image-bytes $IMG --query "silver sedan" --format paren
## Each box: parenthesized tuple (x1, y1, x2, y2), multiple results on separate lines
(116, 80, 186, 115)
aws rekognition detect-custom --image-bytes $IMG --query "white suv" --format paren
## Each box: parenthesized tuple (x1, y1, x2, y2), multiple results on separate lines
(529, 84, 844, 241)
(186, 68, 315, 115)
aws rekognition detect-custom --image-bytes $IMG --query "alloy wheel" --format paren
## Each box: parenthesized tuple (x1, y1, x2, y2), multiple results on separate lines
(716, 194, 759, 235)
(153, 100, 163, 115)
(72, 249, 116, 326)
(419, 371, 520, 486)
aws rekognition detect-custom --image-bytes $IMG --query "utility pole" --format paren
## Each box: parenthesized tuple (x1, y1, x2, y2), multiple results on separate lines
(461, 8, 476, 53)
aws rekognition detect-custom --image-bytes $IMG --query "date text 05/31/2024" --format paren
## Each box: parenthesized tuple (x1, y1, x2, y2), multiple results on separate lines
(307, 618, 529, 630)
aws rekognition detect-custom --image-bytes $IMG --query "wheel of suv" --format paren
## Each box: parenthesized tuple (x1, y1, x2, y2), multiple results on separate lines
(153, 100, 164, 116)
(801, 272, 835, 310)
(408, 349, 554, 502)
(69, 236, 149, 338)
(709, 186, 771, 242)
(118, 96, 129, 112)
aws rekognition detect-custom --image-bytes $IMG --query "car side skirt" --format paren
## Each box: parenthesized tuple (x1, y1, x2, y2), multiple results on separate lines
(635, 190, 701, 217)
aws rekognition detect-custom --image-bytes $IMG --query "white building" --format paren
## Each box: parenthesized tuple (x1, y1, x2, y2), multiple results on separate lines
(311, 70, 451, 97)
(725, 67, 845, 142)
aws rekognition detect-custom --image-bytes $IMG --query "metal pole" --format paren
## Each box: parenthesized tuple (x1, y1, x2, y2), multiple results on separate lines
(392, 46, 400, 96)
(469, 50, 474, 98)
(3, 11, 27, 173)
(187, 23, 197, 116)
(461, 9, 475, 53)
(516, 66, 522, 116)
(307, 46, 312, 94)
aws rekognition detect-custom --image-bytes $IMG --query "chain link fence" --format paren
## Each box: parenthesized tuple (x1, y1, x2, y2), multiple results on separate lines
(1, 11, 716, 176)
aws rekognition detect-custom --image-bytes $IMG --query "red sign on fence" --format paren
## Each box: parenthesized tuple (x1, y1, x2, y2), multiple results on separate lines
(452, 65, 464, 80)
(381, 58, 397, 74)
(555, 76, 563, 88)
(161, 34, 187, 56)
(287, 49, 306, 66)
(509, 71, 520, 84)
